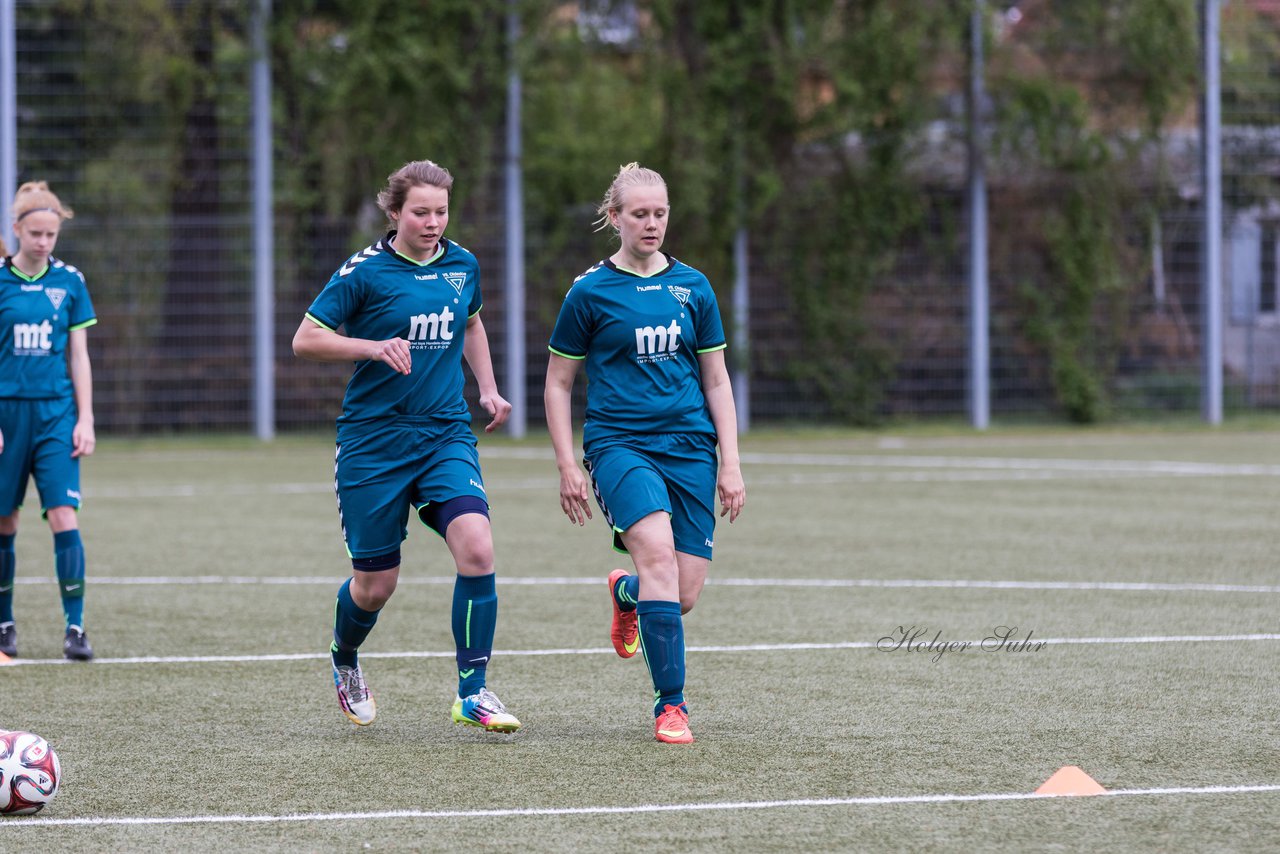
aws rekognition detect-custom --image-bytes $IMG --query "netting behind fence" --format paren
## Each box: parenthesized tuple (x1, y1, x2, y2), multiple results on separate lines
(7, 2, 1280, 432)
(14, 2, 258, 431)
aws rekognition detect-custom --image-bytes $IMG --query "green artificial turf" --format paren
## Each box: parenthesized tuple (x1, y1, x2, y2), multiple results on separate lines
(0, 426, 1276, 852)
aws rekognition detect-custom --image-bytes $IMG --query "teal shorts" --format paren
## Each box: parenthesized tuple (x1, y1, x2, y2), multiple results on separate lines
(334, 419, 488, 559)
(0, 397, 82, 517)
(583, 432, 717, 560)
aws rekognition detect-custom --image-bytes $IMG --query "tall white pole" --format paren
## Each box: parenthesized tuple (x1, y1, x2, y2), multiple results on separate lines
(252, 0, 275, 439)
(1201, 0, 1223, 424)
(504, 0, 527, 438)
(732, 226, 749, 432)
(1, 0, 16, 249)
(967, 0, 990, 429)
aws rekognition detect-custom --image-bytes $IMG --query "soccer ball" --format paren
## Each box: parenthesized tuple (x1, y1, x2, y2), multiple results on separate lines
(0, 730, 60, 815)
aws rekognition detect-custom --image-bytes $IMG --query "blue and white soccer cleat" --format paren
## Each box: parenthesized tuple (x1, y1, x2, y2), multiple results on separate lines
(451, 687, 521, 733)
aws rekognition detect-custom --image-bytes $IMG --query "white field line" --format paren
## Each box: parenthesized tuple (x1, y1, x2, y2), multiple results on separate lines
(1, 633, 1276, 667)
(484, 446, 1280, 477)
(484, 446, 1280, 472)
(13, 575, 1280, 594)
(85, 450, 1280, 500)
(4, 784, 1279, 829)
(736, 451, 1280, 476)
(77, 469, 1196, 499)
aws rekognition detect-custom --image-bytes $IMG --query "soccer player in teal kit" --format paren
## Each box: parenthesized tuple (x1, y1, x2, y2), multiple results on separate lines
(545, 163, 746, 744)
(0, 181, 97, 661)
(293, 160, 520, 732)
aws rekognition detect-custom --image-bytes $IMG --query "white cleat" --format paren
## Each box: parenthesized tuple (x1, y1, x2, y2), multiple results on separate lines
(333, 663, 377, 726)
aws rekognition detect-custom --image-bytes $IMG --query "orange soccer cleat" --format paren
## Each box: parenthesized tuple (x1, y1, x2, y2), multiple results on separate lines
(607, 569, 640, 659)
(654, 703, 694, 744)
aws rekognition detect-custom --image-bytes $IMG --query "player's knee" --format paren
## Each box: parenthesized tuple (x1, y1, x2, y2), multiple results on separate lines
(637, 558, 679, 594)
(679, 594, 699, 615)
(625, 532, 677, 572)
(444, 512, 494, 573)
(354, 574, 397, 609)
(452, 537, 494, 574)
(45, 506, 77, 532)
(351, 551, 399, 608)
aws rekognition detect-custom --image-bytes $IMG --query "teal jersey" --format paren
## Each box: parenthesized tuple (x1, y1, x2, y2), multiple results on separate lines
(306, 233, 483, 432)
(0, 256, 97, 400)
(548, 254, 727, 446)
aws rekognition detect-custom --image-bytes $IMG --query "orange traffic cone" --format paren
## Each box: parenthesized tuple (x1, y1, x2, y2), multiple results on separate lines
(1035, 766, 1107, 796)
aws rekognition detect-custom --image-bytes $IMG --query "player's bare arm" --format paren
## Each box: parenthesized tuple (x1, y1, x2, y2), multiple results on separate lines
(461, 314, 511, 433)
(698, 349, 745, 523)
(544, 353, 592, 526)
(68, 327, 95, 458)
(291, 318, 412, 375)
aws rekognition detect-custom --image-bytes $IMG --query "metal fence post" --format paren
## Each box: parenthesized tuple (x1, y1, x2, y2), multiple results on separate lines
(1, 0, 16, 249)
(252, 0, 275, 440)
(1201, 0, 1223, 424)
(504, 0, 527, 438)
(968, 0, 990, 430)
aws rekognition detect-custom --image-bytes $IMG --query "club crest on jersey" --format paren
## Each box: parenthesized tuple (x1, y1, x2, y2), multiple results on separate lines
(45, 288, 67, 310)
(443, 272, 467, 294)
(667, 285, 691, 306)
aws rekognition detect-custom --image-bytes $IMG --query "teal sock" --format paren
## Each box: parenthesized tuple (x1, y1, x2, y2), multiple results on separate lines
(612, 573, 639, 613)
(332, 578, 379, 668)
(54, 530, 85, 629)
(0, 533, 14, 623)
(452, 573, 496, 697)
(637, 599, 686, 716)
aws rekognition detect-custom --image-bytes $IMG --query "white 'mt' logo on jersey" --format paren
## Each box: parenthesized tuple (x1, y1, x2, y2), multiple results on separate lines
(635, 319, 682, 361)
(408, 306, 456, 349)
(13, 320, 54, 354)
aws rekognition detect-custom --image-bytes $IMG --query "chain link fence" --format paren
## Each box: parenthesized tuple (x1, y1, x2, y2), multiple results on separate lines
(7, 1, 1280, 432)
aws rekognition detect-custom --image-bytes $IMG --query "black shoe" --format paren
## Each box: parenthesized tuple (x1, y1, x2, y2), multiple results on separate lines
(0, 621, 15, 657)
(63, 625, 94, 661)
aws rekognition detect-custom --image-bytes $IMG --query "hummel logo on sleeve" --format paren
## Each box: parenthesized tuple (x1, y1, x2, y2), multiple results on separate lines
(572, 263, 602, 285)
(52, 259, 85, 283)
(339, 245, 381, 277)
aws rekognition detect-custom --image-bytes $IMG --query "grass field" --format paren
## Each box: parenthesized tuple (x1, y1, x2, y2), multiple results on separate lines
(0, 424, 1277, 852)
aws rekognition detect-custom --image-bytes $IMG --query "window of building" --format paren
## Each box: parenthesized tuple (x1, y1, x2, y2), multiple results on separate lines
(1261, 221, 1277, 314)
(578, 0, 638, 47)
